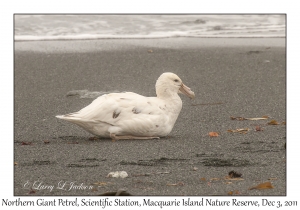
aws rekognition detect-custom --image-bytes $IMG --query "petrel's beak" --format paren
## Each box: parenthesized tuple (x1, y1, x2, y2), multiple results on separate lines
(179, 83, 195, 99)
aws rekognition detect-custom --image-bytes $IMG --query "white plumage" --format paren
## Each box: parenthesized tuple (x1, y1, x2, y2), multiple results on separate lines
(56, 72, 195, 141)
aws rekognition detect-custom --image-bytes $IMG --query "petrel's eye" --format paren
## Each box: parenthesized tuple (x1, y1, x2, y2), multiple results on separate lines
(174, 79, 179, 82)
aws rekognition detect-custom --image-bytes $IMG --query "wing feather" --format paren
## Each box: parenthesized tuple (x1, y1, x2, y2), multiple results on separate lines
(67, 92, 165, 128)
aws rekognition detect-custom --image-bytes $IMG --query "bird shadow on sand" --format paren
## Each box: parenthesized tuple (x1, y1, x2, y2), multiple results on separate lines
(56, 135, 173, 143)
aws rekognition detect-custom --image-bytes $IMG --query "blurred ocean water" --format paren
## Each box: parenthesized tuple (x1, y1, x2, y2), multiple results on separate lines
(14, 15, 285, 41)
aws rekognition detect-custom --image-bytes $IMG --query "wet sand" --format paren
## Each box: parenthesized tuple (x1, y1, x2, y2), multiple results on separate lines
(14, 38, 286, 196)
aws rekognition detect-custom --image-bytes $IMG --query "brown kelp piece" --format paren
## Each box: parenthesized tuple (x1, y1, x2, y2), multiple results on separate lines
(268, 120, 279, 125)
(249, 182, 274, 190)
(209, 132, 219, 137)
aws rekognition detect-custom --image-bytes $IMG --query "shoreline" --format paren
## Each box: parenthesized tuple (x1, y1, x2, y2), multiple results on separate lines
(14, 37, 285, 53)
(15, 35, 286, 42)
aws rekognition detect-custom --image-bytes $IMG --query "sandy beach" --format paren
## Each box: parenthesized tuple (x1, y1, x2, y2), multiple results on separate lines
(14, 38, 286, 196)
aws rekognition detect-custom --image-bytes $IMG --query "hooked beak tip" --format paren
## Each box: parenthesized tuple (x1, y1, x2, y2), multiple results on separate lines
(180, 83, 195, 99)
